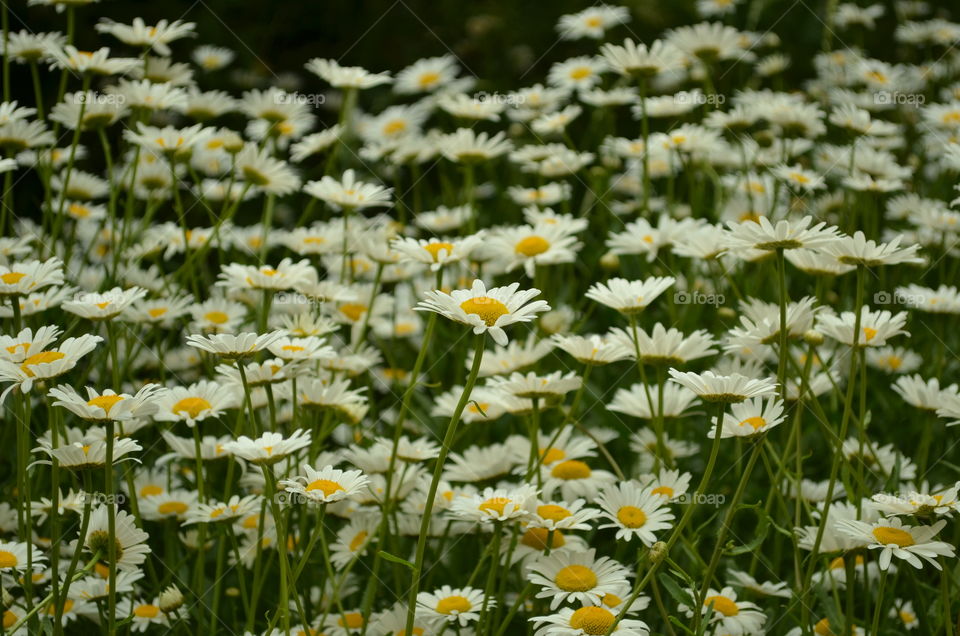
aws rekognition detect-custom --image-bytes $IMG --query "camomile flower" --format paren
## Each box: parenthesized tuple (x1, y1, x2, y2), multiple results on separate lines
(51, 45, 141, 75)
(139, 490, 198, 521)
(304, 168, 392, 210)
(724, 216, 840, 252)
(439, 128, 513, 163)
(600, 38, 684, 78)
(152, 380, 236, 427)
(818, 308, 908, 347)
(548, 56, 608, 91)
(711, 397, 785, 438)
(551, 333, 632, 365)
(640, 469, 692, 502)
(585, 277, 675, 315)
(417, 585, 487, 627)
(390, 234, 484, 271)
(35, 436, 141, 470)
(668, 368, 778, 403)
(0, 325, 62, 362)
(305, 58, 391, 89)
(838, 517, 955, 570)
(62, 286, 147, 321)
(681, 586, 767, 635)
(218, 259, 314, 292)
(233, 144, 301, 195)
(48, 384, 161, 422)
(870, 485, 960, 518)
(541, 459, 617, 501)
(0, 257, 63, 296)
(866, 346, 921, 374)
(596, 482, 675, 545)
(0, 334, 101, 397)
(487, 370, 580, 399)
(182, 494, 260, 526)
(394, 55, 460, 94)
(489, 222, 582, 278)
(451, 484, 538, 523)
(185, 331, 286, 360)
(771, 164, 826, 192)
(119, 597, 171, 632)
(818, 230, 923, 266)
(557, 5, 630, 39)
(84, 507, 151, 571)
(0, 540, 44, 573)
(726, 569, 792, 598)
(416, 279, 550, 346)
(608, 324, 717, 365)
(95, 17, 195, 55)
(528, 549, 629, 610)
(608, 383, 697, 420)
(224, 429, 311, 465)
(266, 335, 335, 361)
(189, 297, 246, 333)
(527, 499, 601, 532)
(280, 465, 370, 504)
(532, 606, 649, 636)
(369, 603, 434, 636)
(192, 44, 233, 70)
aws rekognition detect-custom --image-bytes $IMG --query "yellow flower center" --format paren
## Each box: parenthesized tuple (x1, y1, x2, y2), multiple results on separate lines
(651, 485, 674, 497)
(569, 67, 592, 80)
(134, 604, 160, 618)
(739, 416, 766, 430)
(20, 351, 65, 376)
(540, 447, 566, 464)
(417, 71, 441, 89)
(515, 236, 550, 257)
(87, 394, 125, 415)
(205, 311, 229, 324)
(569, 606, 615, 635)
(349, 530, 368, 552)
(3, 610, 15, 628)
(478, 497, 511, 516)
(555, 564, 597, 592)
(550, 459, 591, 480)
(602, 593, 622, 608)
(863, 327, 878, 341)
(616, 505, 647, 528)
(435, 595, 472, 614)
(383, 120, 407, 135)
(173, 397, 212, 419)
(423, 242, 455, 262)
(704, 595, 739, 616)
(148, 307, 168, 318)
(872, 526, 915, 547)
(158, 501, 188, 516)
(140, 485, 163, 497)
(460, 296, 509, 326)
(1, 272, 26, 285)
(339, 612, 364, 628)
(537, 504, 571, 522)
(521, 527, 565, 550)
(0, 550, 18, 568)
(339, 303, 367, 322)
(814, 618, 834, 635)
(305, 479, 344, 497)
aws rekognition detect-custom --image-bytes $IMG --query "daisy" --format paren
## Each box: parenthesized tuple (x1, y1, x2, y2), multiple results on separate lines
(548, 56, 608, 91)
(139, 490, 199, 521)
(596, 482, 675, 545)
(450, 484, 538, 523)
(233, 144, 301, 195)
(608, 383, 698, 420)
(390, 234, 484, 271)
(183, 494, 261, 525)
(668, 369, 778, 403)
(217, 259, 314, 292)
(724, 216, 839, 252)
(83, 507, 151, 571)
(557, 5, 630, 39)
(528, 549, 630, 609)
(666, 22, 746, 61)
(682, 586, 767, 635)
(224, 429, 312, 465)
(0, 325, 62, 362)
(0, 540, 44, 573)
(152, 380, 236, 427)
(306, 58, 391, 89)
(120, 597, 171, 632)
(487, 370, 581, 399)
(329, 514, 379, 567)
(711, 397, 786, 438)
(726, 569, 792, 598)
(417, 585, 487, 627)
(0, 257, 63, 297)
(185, 331, 286, 360)
(192, 44, 234, 71)
(34, 436, 142, 470)
(585, 277, 675, 315)
(489, 222, 583, 278)
(551, 333, 632, 365)
(541, 458, 617, 501)
(440, 128, 513, 163)
(838, 517, 956, 569)
(266, 335, 335, 361)
(95, 18, 195, 55)
(608, 324, 717, 365)
(304, 169, 393, 210)
(531, 606, 649, 635)
(818, 308, 909, 347)
(600, 38, 684, 78)
(62, 286, 147, 321)
(527, 499, 601, 532)
(394, 55, 459, 94)
(416, 279, 550, 346)
(818, 230, 923, 266)
(280, 465, 370, 504)
(48, 384, 162, 422)
(0, 334, 102, 397)
(866, 346, 921, 374)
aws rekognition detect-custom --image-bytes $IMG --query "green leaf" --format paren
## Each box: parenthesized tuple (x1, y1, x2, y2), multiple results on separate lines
(378, 550, 415, 570)
(659, 571, 694, 607)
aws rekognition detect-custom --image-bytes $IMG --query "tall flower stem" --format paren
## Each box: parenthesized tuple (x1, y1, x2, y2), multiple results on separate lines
(776, 247, 789, 401)
(404, 333, 486, 635)
(260, 464, 292, 634)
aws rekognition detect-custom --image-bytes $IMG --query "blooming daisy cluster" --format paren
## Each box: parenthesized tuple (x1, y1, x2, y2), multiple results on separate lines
(0, 1, 959, 635)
